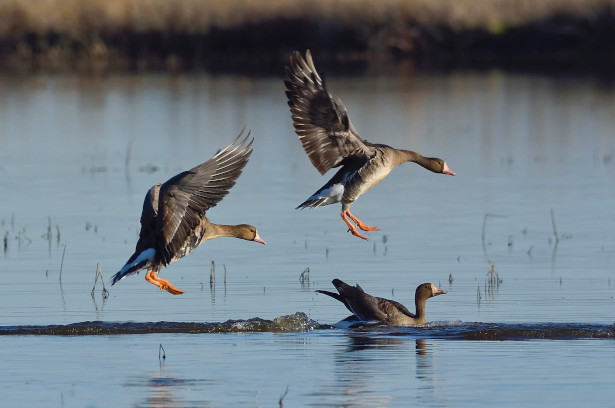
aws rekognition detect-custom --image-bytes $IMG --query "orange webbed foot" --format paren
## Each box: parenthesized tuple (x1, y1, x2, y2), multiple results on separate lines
(347, 226, 370, 240)
(346, 210, 379, 232)
(145, 270, 185, 295)
(341, 210, 370, 240)
(160, 284, 185, 295)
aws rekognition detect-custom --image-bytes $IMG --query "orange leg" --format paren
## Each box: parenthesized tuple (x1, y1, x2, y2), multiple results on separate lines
(341, 211, 369, 240)
(346, 210, 379, 232)
(145, 270, 185, 295)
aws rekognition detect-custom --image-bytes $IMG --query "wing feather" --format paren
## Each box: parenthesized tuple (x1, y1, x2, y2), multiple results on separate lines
(285, 50, 375, 175)
(156, 131, 253, 265)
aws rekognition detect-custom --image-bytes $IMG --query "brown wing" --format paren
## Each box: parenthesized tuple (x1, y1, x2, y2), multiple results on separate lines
(285, 50, 375, 175)
(333, 279, 388, 321)
(139, 184, 160, 242)
(124, 184, 161, 265)
(377, 297, 416, 319)
(156, 131, 253, 265)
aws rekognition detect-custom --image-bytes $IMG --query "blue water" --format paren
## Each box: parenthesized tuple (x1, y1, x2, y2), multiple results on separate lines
(0, 69, 614, 406)
(3, 332, 614, 407)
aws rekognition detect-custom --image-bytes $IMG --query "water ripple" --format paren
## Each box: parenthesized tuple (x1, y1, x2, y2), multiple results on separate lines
(345, 321, 615, 340)
(0, 314, 613, 340)
(0, 312, 326, 335)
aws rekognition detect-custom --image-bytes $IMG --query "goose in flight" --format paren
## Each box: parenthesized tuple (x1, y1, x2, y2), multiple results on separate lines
(285, 50, 455, 240)
(111, 131, 265, 295)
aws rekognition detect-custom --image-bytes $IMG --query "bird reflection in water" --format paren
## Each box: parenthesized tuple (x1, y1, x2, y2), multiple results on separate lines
(125, 369, 211, 408)
(332, 334, 404, 406)
(415, 339, 438, 403)
(329, 335, 440, 406)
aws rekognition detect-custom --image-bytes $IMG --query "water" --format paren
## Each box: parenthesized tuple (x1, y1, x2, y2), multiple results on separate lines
(0, 69, 614, 407)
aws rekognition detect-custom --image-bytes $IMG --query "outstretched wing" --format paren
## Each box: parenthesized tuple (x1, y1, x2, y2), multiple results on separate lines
(121, 184, 161, 267)
(285, 50, 375, 175)
(156, 131, 253, 265)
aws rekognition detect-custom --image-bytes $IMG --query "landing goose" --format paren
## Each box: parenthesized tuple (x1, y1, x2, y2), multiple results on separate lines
(285, 50, 455, 240)
(111, 131, 265, 295)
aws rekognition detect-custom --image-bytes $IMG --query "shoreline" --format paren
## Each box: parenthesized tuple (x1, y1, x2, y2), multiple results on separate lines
(0, 0, 614, 73)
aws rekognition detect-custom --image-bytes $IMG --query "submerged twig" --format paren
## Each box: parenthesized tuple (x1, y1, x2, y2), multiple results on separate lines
(42, 216, 52, 240)
(210, 261, 216, 304)
(16, 229, 32, 249)
(91, 263, 109, 299)
(279, 385, 289, 408)
(550, 208, 560, 243)
(299, 267, 310, 284)
(125, 139, 133, 174)
(486, 261, 502, 299)
(59, 244, 66, 282)
(159, 344, 166, 361)
(486, 261, 500, 285)
(551, 239, 559, 275)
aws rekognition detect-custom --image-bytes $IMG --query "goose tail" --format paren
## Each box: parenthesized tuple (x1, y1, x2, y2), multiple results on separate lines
(110, 248, 156, 285)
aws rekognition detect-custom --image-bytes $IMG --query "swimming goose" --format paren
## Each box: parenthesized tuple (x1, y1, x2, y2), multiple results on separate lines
(285, 50, 455, 240)
(111, 131, 266, 295)
(317, 279, 446, 326)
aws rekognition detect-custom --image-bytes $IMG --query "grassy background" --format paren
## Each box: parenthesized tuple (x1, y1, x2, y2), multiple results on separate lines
(0, 0, 613, 71)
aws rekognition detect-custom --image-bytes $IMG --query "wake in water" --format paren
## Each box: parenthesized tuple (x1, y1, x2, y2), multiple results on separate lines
(0, 313, 326, 336)
(337, 320, 615, 340)
(0, 313, 612, 340)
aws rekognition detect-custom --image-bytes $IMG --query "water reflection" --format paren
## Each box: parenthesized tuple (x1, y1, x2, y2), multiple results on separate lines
(343, 333, 406, 353)
(485, 261, 502, 300)
(330, 334, 404, 407)
(415, 339, 438, 404)
(325, 335, 441, 407)
(125, 369, 211, 408)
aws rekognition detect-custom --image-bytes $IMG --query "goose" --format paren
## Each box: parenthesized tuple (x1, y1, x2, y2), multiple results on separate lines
(285, 50, 455, 240)
(111, 131, 265, 295)
(317, 279, 446, 326)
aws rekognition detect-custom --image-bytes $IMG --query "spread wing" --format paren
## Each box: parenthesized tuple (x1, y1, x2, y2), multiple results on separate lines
(124, 184, 160, 265)
(156, 131, 253, 265)
(139, 184, 160, 243)
(285, 50, 375, 175)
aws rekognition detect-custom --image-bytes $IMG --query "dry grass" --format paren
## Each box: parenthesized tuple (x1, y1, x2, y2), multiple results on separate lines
(0, 0, 612, 68)
(0, 0, 611, 35)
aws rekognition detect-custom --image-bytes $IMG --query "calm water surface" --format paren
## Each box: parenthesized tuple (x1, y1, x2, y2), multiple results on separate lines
(0, 69, 614, 406)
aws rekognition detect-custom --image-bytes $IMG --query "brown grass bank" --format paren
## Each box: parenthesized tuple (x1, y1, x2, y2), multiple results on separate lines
(0, 0, 614, 72)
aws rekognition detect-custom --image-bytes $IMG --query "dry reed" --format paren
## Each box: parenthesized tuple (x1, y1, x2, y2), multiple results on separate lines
(0, 0, 612, 69)
(0, 0, 609, 37)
